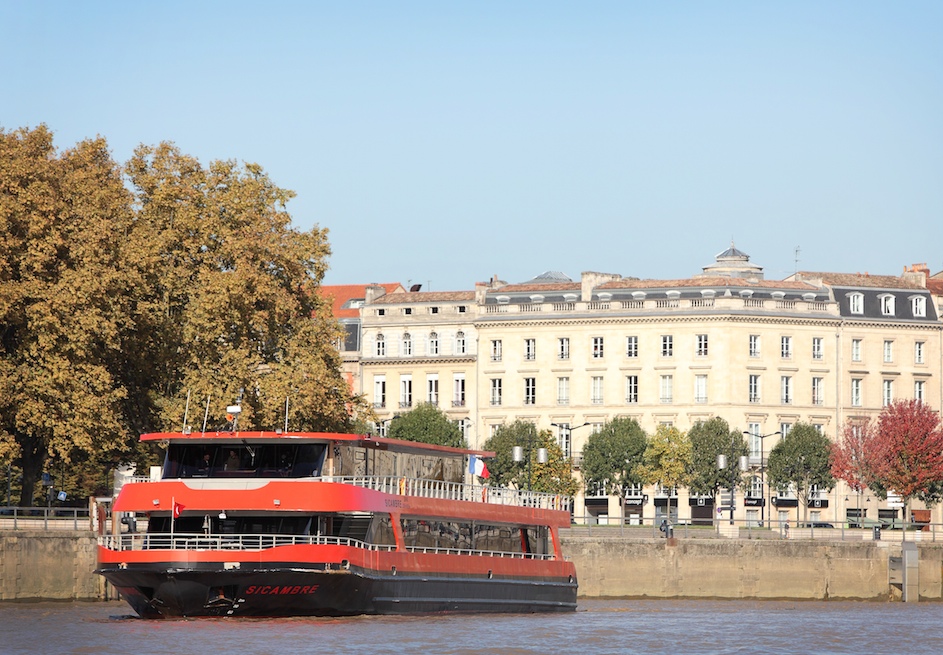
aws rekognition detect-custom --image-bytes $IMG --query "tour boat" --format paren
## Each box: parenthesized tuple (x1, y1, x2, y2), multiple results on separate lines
(96, 429, 578, 618)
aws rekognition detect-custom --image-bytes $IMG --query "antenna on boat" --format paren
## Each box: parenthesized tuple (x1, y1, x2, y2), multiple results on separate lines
(202, 394, 212, 433)
(182, 390, 191, 434)
(284, 396, 290, 433)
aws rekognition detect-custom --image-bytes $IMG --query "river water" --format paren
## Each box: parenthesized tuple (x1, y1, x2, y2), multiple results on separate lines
(3, 598, 940, 655)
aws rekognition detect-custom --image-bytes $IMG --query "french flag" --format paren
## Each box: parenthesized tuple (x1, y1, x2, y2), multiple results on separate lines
(469, 455, 490, 479)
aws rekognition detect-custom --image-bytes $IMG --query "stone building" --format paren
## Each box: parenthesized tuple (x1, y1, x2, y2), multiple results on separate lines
(324, 248, 943, 526)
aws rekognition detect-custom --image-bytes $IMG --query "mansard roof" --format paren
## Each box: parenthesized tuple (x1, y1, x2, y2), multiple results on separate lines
(596, 276, 817, 292)
(371, 290, 476, 305)
(796, 271, 925, 290)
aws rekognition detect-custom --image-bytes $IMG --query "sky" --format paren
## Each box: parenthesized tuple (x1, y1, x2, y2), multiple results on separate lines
(2, 2, 941, 291)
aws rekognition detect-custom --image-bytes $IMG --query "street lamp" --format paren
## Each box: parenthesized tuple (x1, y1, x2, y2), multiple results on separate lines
(512, 440, 548, 492)
(550, 422, 590, 464)
(743, 430, 781, 527)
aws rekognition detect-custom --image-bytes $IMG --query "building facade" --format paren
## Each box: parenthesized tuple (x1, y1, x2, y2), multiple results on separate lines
(327, 249, 943, 527)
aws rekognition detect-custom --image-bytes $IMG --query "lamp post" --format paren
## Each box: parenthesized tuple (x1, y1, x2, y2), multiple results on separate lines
(512, 439, 548, 492)
(743, 430, 780, 527)
(550, 422, 590, 466)
(716, 453, 748, 525)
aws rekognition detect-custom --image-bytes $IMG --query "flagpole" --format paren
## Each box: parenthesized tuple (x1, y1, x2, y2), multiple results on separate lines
(171, 495, 175, 545)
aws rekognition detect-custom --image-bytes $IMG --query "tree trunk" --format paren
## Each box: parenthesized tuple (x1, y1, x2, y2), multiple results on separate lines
(16, 436, 46, 507)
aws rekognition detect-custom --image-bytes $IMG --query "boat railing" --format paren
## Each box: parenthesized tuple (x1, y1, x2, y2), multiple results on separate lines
(98, 532, 554, 560)
(325, 475, 572, 512)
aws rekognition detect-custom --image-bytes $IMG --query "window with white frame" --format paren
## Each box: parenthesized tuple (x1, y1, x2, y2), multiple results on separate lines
(558, 337, 570, 360)
(749, 334, 760, 357)
(592, 337, 604, 359)
(880, 294, 895, 316)
(659, 375, 673, 403)
(524, 378, 536, 405)
(781, 336, 792, 359)
(781, 375, 792, 404)
(400, 376, 412, 408)
(455, 331, 466, 355)
(453, 373, 465, 407)
(780, 423, 792, 437)
(915, 341, 925, 365)
(525, 338, 536, 361)
(491, 339, 502, 362)
(883, 379, 893, 406)
(696, 334, 708, 357)
(591, 376, 604, 404)
(490, 378, 502, 406)
(812, 377, 824, 405)
(375, 333, 386, 357)
(373, 376, 386, 408)
(883, 340, 893, 363)
(849, 292, 864, 314)
(747, 423, 762, 458)
(694, 374, 708, 403)
(403, 307, 412, 315)
(851, 338, 862, 362)
(557, 377, 569, 405)
(851, 378, 862, 406)
(427, 374, 439, 405)
(625, 375, 638, 404)
(915, 380, 925, 402)
(749, 374, 760, 403)
(661, 335, 673, 357)
(428, 331, 439, 355)
(912, 295, 926, 317)
(626, 335, 638, 358)
(556, 423, 572, 459)
(812, 337, 823, 360)
(402, 333, 413, 356)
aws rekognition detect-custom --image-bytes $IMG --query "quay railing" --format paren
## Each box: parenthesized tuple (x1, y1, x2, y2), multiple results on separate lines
(98, 531, 554, 560)
(563, 515, 941, 543)
(0, 506, 96, 532)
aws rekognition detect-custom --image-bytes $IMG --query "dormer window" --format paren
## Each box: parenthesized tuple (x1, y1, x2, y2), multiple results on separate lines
(739, 289, 754, 298)
(563, 293, 578, 303)
(802, 293, 817, 302)
(496, 295, 510, 305)
(848, 292, 864, 314)
(529, 294, 545, 304)
(666, 290, 681, 300)
(771, 291, 785, 300)
(879, 294, 895, 316)
(631, 291, 647, 300)
(598, 292, 613, 302)
(911, 295, 926, 318)
(700, 289, 716, 298)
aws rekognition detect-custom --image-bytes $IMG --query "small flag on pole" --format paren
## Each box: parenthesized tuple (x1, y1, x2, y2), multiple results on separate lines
(173, 500, 184, 519)
(469, 455, 490, 479)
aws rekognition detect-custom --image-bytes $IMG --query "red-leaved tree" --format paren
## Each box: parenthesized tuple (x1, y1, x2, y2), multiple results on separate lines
(831, 418, 876, 524)
(868, 400, 943, 517)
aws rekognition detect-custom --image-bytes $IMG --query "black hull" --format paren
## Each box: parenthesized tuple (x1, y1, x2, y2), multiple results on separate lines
(98, 564, 577, 618)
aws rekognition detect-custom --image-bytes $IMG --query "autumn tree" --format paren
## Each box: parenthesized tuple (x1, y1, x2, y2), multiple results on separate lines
(637, 424, 692, 522)
(867, 399, 943, 517)
(0, 126, 135, 505)
(124, 142, 363, 435)
(581, 417, 648, 511)
(385, 403, 464, 448)
(686, 417, 748, 497)
(831, 418, 876, 523)
(767, 422, 835, 521)
(482, 421, 578, 496)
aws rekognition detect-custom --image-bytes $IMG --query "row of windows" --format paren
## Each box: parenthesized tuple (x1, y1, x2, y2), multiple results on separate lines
(373, 374, 466, 409)
(847, 292, 927, 318)
(851, 378, 927, 406)
(372, 332, 927, 366)
(375, 305, 468, 317)
(375, 331, 467, 357)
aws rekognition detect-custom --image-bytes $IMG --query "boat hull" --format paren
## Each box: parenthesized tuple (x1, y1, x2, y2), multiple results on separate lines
(98, 562, 577, 618)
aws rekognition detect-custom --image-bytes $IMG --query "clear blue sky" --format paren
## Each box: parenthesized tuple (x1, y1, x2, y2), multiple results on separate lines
(3, 2, 941, 290)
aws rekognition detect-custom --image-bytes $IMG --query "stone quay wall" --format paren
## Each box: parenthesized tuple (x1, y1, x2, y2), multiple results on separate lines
(2, 531, 942, 602)
(562, 535, 943, 601)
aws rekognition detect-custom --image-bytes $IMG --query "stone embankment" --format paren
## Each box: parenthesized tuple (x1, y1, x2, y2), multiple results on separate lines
(2, 530, 941, 602)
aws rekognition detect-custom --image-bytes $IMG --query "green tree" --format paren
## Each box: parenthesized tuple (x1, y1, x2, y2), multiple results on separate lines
(637, 425, 692, 522)
(385, 403, 464, 448)
(687, 417, 748, 497)
(581, 418, 648, 510)
(766, 423, 835, 521)
(0, 126, 135, 505)
(482, 421, 578, 495)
